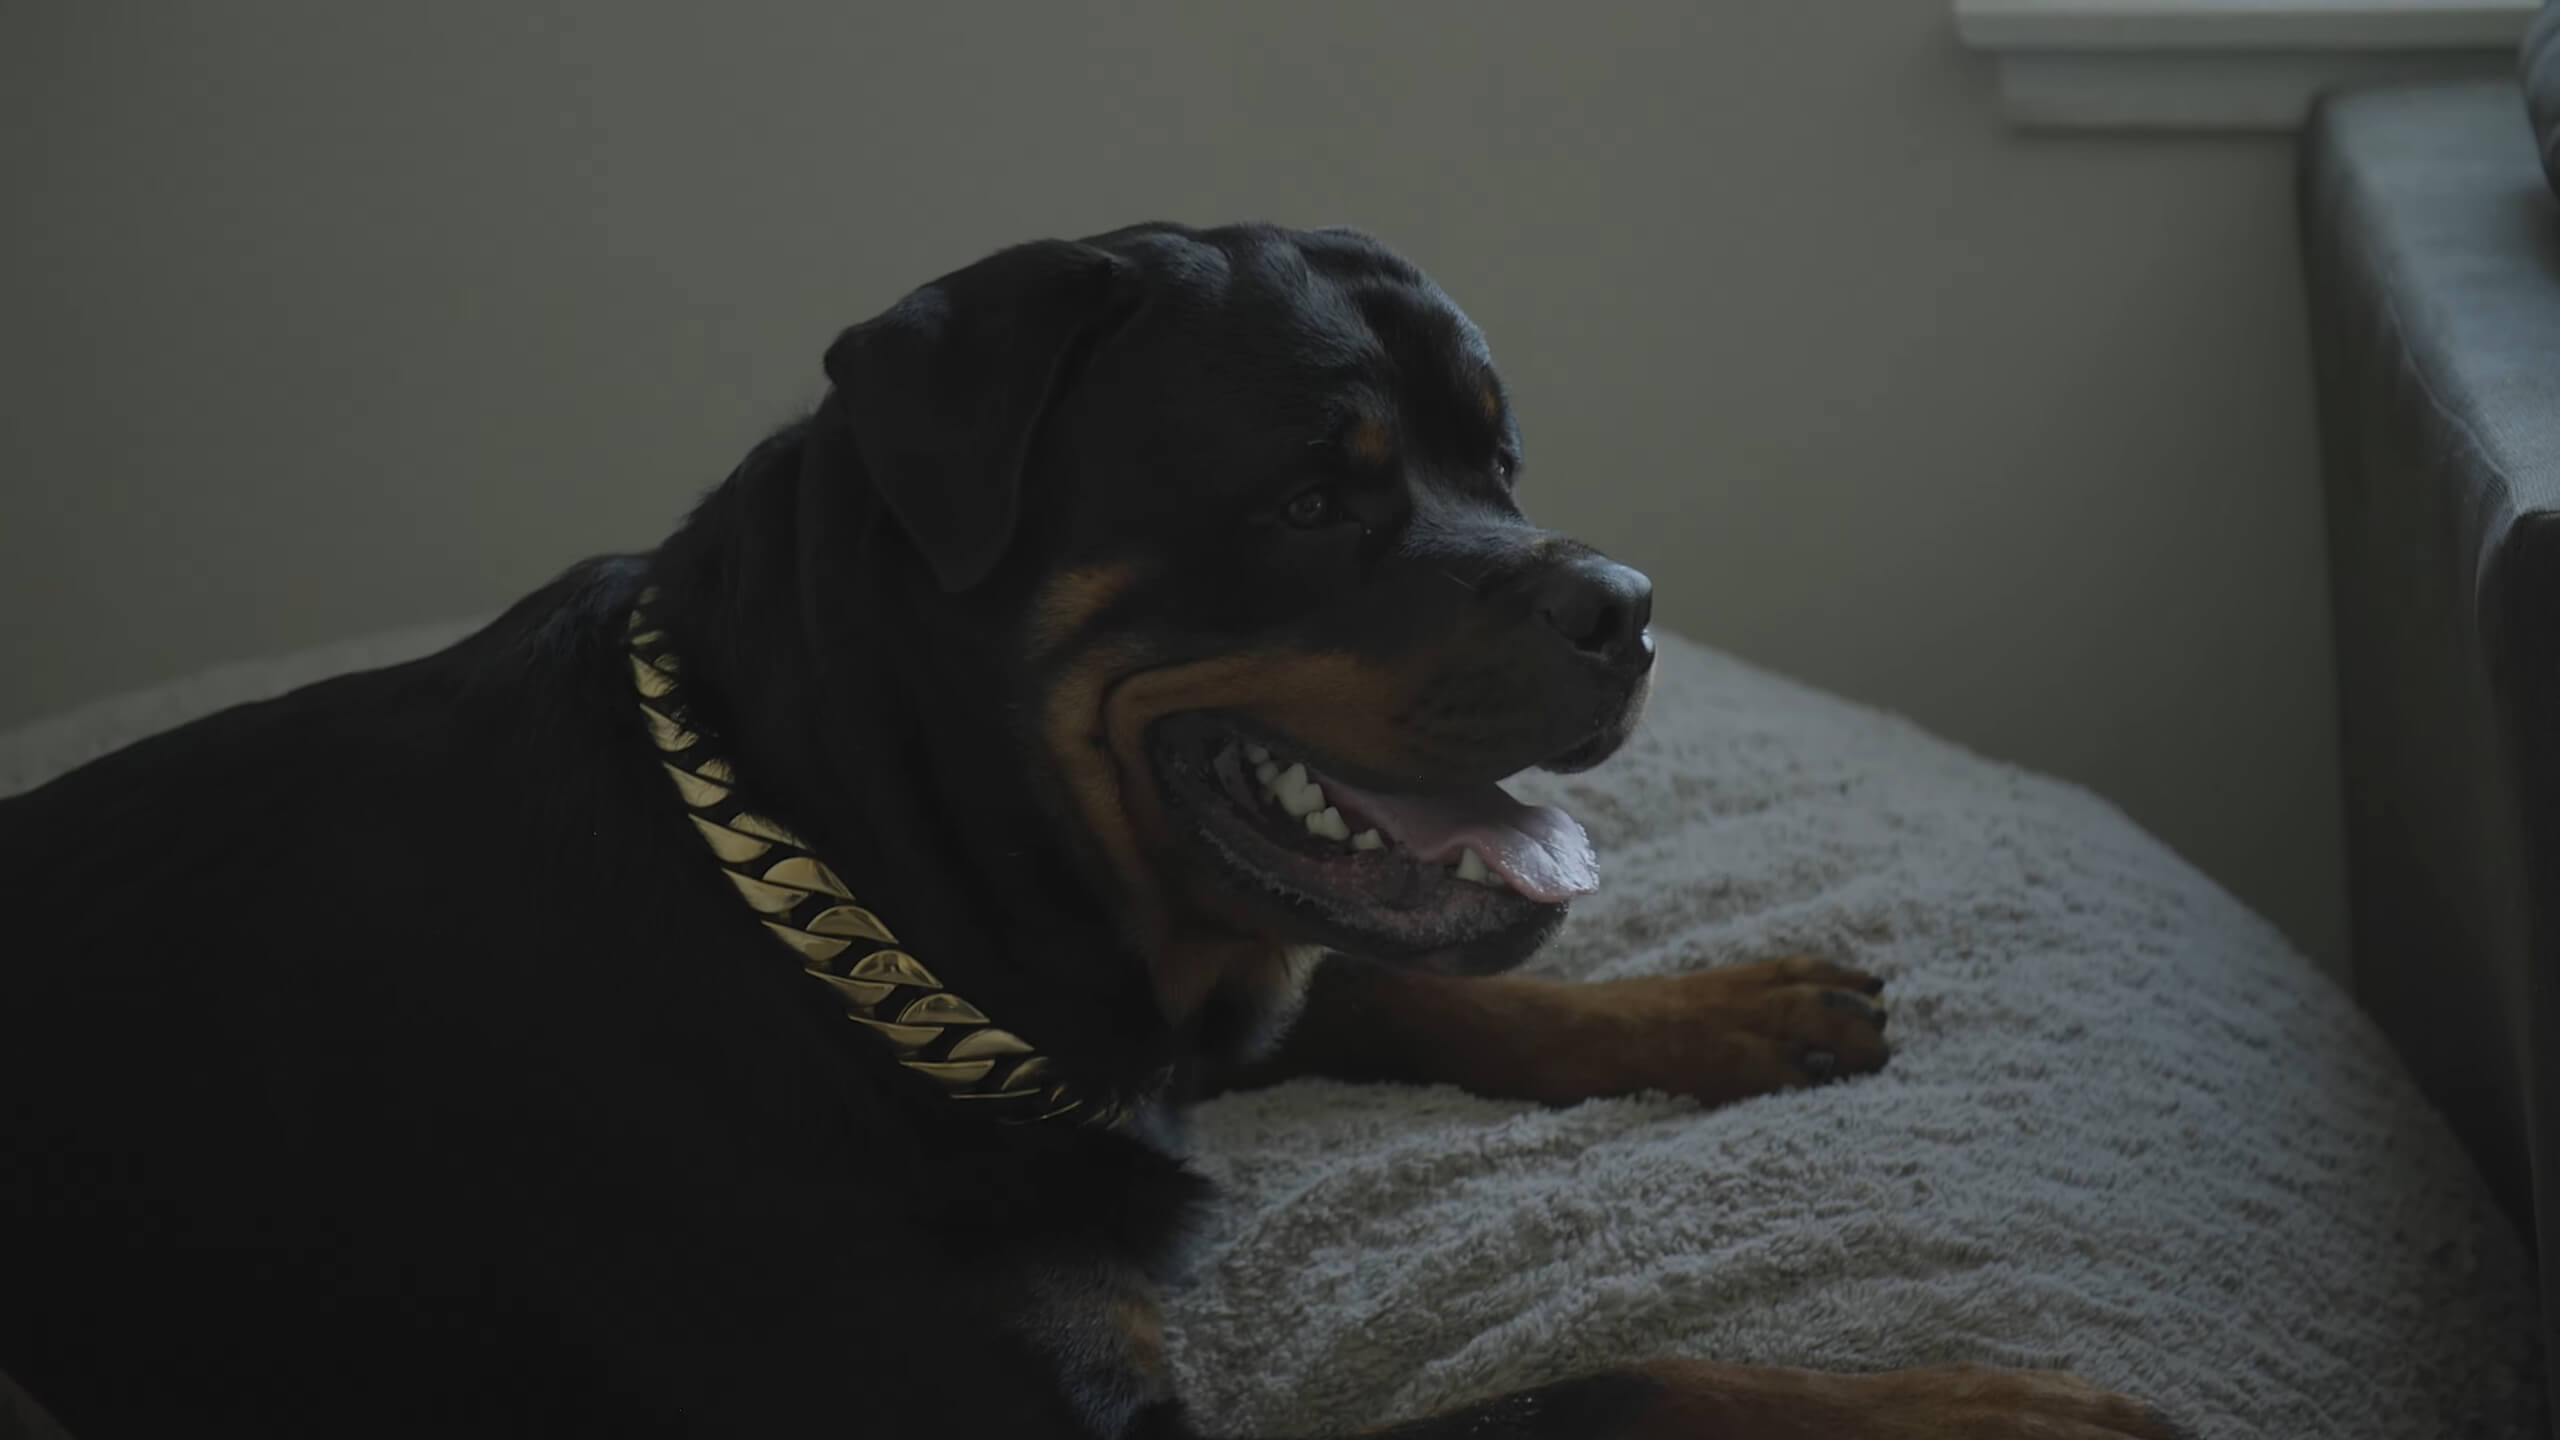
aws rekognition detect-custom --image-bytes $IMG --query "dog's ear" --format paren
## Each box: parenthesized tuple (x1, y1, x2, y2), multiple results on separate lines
(823, 240, 1135, 594)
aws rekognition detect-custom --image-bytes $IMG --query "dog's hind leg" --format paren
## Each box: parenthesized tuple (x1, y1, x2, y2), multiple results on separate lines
(1142, 1360, 2186, 1440)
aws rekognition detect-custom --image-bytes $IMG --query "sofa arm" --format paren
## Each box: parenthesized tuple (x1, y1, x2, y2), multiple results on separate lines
(2301, 75, 2560, 1407)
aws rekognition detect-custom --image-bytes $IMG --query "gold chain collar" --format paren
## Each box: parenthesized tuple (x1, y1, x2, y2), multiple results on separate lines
(625, 588, 1131, 1129)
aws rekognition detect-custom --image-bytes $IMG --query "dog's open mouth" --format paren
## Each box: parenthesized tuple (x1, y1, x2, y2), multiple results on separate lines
(1149, 712, 1595, 964)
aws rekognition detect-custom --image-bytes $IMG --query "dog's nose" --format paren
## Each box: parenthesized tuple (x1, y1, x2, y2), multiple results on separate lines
(1532, 553, 1654, 673)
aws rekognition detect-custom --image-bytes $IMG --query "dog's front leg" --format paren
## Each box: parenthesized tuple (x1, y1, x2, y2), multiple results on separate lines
(1212, 953, 1890, 1107)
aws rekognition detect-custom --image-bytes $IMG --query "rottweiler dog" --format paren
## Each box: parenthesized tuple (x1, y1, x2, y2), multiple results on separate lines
(0, 223, 2178, 1439)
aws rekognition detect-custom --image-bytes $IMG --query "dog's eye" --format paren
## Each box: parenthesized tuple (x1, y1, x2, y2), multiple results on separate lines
(1282, 488, 1340, 529)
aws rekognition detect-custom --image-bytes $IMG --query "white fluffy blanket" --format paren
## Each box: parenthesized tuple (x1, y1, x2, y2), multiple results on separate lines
(0, 625, 2541, 1439)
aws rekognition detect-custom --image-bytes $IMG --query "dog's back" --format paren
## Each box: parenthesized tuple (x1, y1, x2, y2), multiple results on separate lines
(0, 561, 1115, 1437)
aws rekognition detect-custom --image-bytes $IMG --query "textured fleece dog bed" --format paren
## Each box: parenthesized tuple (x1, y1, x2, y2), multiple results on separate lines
(0, 623, 2541, 1439)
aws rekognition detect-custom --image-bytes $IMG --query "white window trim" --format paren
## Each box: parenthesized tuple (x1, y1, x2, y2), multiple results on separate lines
(1955, 0, 2539, 131)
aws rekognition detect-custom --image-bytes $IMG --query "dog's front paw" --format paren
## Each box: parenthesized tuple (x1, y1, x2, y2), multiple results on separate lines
(1579, 956, 1889, 1108)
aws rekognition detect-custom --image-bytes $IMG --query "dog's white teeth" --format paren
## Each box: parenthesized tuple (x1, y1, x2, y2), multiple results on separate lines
(1350, 828, 1385, 852)
(1255, 755, 1337, 828)
(1274, 763, 1324, 818)
(1245, 743, 1271, 765)
(1453, 849, 1495, 885)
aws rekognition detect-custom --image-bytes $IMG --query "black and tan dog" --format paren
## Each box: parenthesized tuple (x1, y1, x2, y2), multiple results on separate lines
(0, 224, 2177, 1438)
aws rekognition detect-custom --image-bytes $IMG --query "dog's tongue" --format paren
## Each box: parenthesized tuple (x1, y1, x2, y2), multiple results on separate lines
(1322, 776, 1599, 903)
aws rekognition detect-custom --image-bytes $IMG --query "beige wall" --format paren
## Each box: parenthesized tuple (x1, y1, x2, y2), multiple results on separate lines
(0, 2, 2347, 971)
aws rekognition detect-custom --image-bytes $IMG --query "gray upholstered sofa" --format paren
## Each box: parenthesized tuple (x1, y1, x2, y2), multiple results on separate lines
(2301, 9, 2560, 1426)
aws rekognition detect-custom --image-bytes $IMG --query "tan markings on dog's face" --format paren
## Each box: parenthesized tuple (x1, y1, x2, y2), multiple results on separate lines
(1042, 635, 1163, 951)
(1478, 378, 1500, 422)
(1346, 415, 1394, 465)
(1028, 562, 1146, 661)
(1099, 651, 1427, 786)
(1039, 644, 1434, 1019)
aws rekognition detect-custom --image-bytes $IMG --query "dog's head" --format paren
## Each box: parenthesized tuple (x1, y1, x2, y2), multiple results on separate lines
(821, 223, 1652, 1003)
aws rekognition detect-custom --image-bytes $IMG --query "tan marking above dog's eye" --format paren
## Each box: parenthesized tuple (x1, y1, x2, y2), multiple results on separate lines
(1346, 417, 1393, 465)
(1478, 379, 1500, 422)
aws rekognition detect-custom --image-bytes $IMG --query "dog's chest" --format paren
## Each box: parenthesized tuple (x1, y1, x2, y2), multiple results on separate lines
(1004, 1257, 1174, 1438)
